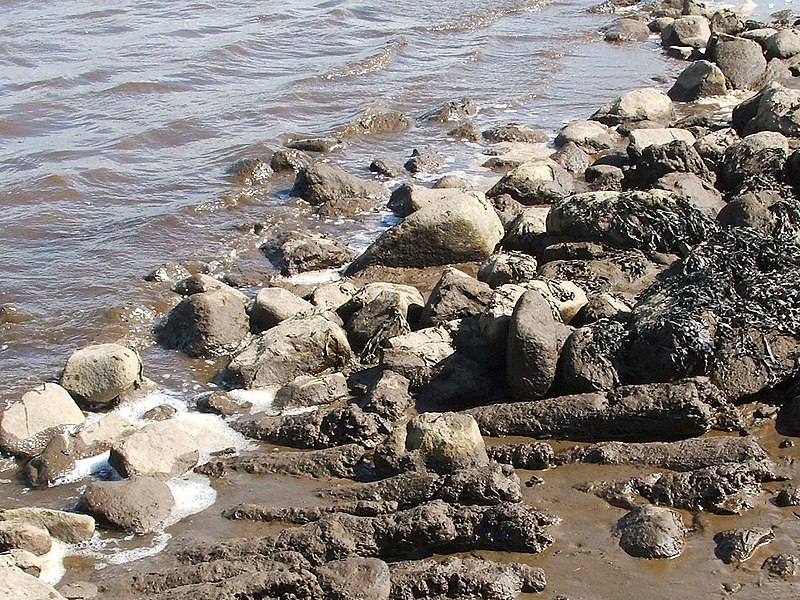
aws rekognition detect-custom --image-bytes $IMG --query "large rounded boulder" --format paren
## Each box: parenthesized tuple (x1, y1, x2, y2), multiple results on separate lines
(591, 88, 675, 127)
(60, 344, 142, 407)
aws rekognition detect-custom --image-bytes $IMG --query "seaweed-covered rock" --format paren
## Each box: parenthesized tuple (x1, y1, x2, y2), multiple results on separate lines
(592, 88, 675, 126)
(346, 192, 504, 272)
(546, 190, 718, 257)
(719, 130, 789, 196)
(419, 267, 493, 328)
(261, 231, 357, 276)
(762, 554, 800, 578)
(486, 161, 574, 205)
(291, 162, 383, 206)
(615, 505, 685, 559)
(553, 319, 625, 394)
(222, 313, 353, 389)
(628, 228, 800, 398)
(623, 140, 714, 189)
(478, 251, 538, 288)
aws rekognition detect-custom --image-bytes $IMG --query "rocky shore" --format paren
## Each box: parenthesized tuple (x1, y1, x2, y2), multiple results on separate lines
(3, 0, 800, 598)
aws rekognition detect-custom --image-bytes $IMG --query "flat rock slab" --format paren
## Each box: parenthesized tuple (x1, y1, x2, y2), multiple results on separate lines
(109, 420, 199, 479)
(77, 477, 175, 534)
(0, 508, 95, 543)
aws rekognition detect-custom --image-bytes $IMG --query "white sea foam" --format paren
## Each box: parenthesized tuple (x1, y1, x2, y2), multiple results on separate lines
(53, 451, 121, 486)
(164, 471, 218, 527)
(39, 539, 67, 585)
(284, 268, 343, 285)
(71, 530, 172, 568)
(227, 386, 279, 413)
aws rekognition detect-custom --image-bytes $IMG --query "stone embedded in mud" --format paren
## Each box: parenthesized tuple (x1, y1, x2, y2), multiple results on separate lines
(506, 288, 572, 401)
(155, 289, 249, 358)
(762, 554, 800, 578)
(708, 35, 767, 91)
(591, 88, 675, 127)
(389, 557, 546, 600)
(109, 420, 199, 480)
(419, 267, 493, 328)
(290, 162, 383, 206)
(0, 383, 85, 458)
(314, 558, 391, 600)
(774, 484, 800, 507)
(0, 507, 95, 544)
(714, 528, 774, 564)
(262, 230, 358, 276)
(405, 412, 489, 473)
(546, 190, 717, 257)
(250, 286, 313, 332)
(222, 313, 353, 389)
(486, 160, 574, 205)
(615, 505, 685, 559)
(346, 191, 504, 273)
(77, 476, 175, 534)
(60, 343, 142, 407)
(468, 379, 726, 442)
(487, 442, 555, 470)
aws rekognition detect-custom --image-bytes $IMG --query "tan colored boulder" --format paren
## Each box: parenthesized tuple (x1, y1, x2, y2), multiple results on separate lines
(109, 420, 199, 479)
(60, 343, 142, 406)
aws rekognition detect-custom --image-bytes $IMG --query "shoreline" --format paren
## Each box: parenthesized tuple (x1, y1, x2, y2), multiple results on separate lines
(3, 1, 800, 598)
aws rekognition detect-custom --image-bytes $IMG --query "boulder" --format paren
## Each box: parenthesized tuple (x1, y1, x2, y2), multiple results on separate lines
(546, 190, 718, 256)
(369, 157, 404, 178)
(380, 323, 456, 388)
(310, 280, 357, 313)
(555, 120, 615, 152)
(291, 162, 383, 206)
(273, 373, 349, 411)
(732, 82, 800, 137)
(624, 140, 714, 189)
(0, 566, 66, 600)
(77, 477, 175, 534)
(553, 320, 625, 394)
(653, 172, 725, 217)
(477, 251, 538, 288)
(710, 9, 744, 36)
(708, 35, 767, 90)
(552, 141, 591, 174)
(592, 88, 675, 127)
(615, 505, 685, 559)
(223, 313, 353, 389)
(315, 558, 391, 600)
(387, 184, 476, 218)
(0, 521, 51, 555)
(604, 18, 651, 42)
(109, 420, 200, 479)
(346, 192, 504, 272)
(155, 290, 249, 357)
(668, 60, 727, 101)
(0, 508, 94, 543)
(479, 284, 529, 352)
(627, 128, 696, 157)
(499, 206, 549, 253)
(0, 383, 84, 458)
(346, 291, 412, 360)
(506, 289, 572, 400)
(226, 157, 272, 186)
(251, 287, 313, 331)
(419, 267, 493, 328)
(661, 15, 711, 48)
(432, 174, 471, 189)
(60, 344, 141, 407)
(719, 130, 789, 195)
(487, 161, 574, 205)
(585, 164, 624, 191)
(261, 231, 357, 276)
(173, 273, 249, 305)
(765, 28, 800, 59)
(271, 148, 312, 172)
(405, 412, 489, 473)
(694, 127, 740, 169)
(420, 98, 477, 122)
(716, 191, 781, 233)
(571, 292, 631, 326)
(342, 283, 424, 323)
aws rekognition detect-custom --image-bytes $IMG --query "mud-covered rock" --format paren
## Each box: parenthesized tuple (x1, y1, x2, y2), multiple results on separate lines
(419, 267, 493, 328)
(486, 161, 574, 205)
(77, 477, 174, 534)
(60, 343, 142, 406)
(487, 442, 555, 470)
(291, 162, 383, 206)
(708, 34, 767, 90)
(314, 558, 390, 600)
(592, 88, 675, 127)
(346, 192, 504, 272)
(196, 444, 367, 480)
(222, 313, 352, 389)
(468, 379, 731, 442)
(109, 420, 199, 479)
(389, 557, 546, 600)
(261, 231, 357, 276)
(0, 383, 84, 458)
(714, 528, 774, 563)
(155, 290, 249, 358)
(506, 289, 572, 400)
(615, 505, 685, 559)
(668, 60, 727, 101)
(546, 190, 717, 257)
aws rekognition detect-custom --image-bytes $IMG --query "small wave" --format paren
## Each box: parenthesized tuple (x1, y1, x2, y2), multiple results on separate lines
(318, 40, 407, 81)
(420, 0, 548, 33)
(103, 80, 187, 95)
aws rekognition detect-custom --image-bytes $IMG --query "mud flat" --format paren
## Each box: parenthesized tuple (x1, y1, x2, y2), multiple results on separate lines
(3, 0, 800, 598)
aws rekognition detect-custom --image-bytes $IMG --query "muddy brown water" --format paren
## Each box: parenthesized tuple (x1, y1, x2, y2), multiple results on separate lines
(2, 0, 800, 597)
